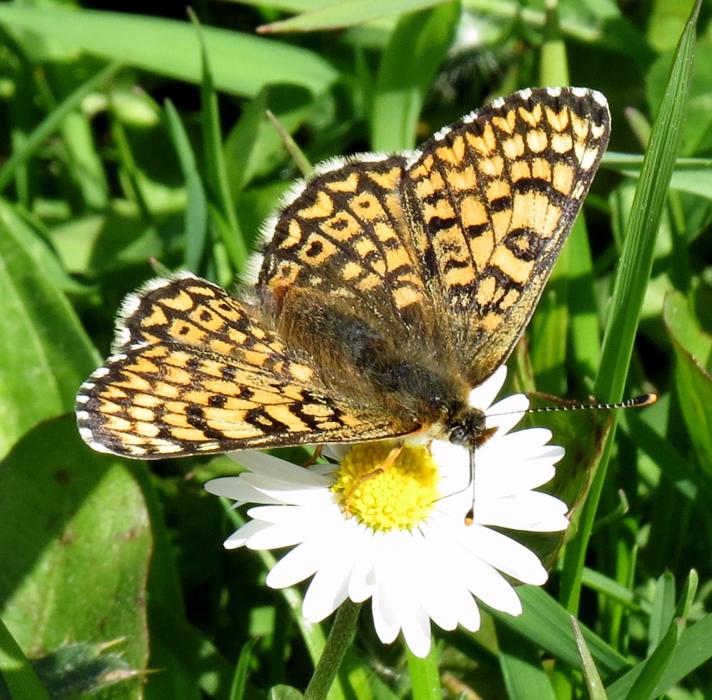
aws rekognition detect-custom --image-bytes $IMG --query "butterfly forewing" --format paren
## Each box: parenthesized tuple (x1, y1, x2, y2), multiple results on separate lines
(402, 87, 610, 385)
(256, 154, 435, 337)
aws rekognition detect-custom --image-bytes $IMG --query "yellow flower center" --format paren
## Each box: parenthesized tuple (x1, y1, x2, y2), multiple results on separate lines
(331, 442, 439, 531)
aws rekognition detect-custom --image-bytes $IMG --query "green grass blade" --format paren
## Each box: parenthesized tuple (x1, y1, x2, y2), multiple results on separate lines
(648, 573, 676, 652)
(190, 11, 248, 273)
(571, 617, 607, 700)
(0, 6, 337, 98)
(0, 61, 121, 193)
(370, 2, 459, 151)
(595, 0, 699, 401)
(614, 619, 683, 700)
(229, 638, 259, 700)
(164, 100, 209, 271)
(664, 291, 712, 474)
(606, 612, 712, 698)
(559, 0, 700, 615)
(59, 110, 109, 210)
(0, 616, 51, 700)
(528, 1, 571, 395)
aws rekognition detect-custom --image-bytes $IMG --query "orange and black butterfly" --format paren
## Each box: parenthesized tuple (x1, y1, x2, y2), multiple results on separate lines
(76, 87, 610, 459)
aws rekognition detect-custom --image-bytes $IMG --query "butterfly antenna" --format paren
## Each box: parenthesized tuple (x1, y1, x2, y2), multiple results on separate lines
(463, 393, 657, 525)
(487, 393, 657, 418)
(465, 449, 476, 526)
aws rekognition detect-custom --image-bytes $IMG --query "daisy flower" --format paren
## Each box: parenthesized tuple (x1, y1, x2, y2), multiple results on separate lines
(205, 366, 569, 657)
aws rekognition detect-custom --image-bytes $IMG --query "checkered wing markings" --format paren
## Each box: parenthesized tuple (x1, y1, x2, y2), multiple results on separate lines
(257, 156, 434, 334)
(76, 277, 413, 459)
(403, 87, 610, 385)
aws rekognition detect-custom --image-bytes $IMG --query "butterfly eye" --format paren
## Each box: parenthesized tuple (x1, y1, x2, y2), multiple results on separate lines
(449, 425, 469, 445)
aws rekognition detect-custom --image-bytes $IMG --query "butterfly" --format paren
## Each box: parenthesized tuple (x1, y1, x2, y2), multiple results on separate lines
(76, 87, 610, 460)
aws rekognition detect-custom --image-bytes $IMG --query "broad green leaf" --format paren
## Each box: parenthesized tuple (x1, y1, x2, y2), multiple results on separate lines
(148, 601, 235, 700)
(0, 214, 98, 460)
(258, 0, 442, 33)
(32, 640, 140, 698)
(497, 622, 556, 700)
(0, 200, 91, 295)
(491, 587, 627, 678)
(0, 417, 152, 699)
(664, 290, 712, 473)
(0, 6, 337, 99)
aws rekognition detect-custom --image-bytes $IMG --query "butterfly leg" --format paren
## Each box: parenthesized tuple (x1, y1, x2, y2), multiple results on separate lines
(343, 444, 404, 510)
(302, 445, 324, 467)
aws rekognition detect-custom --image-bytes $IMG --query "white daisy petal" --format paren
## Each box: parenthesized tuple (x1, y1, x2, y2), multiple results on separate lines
(347, 526, 378, 602)
(224, 519, 267, 549)
(462, 556, 522, 614)
(323, 444, 349, 461)
(244, 522, 312, 550)
(461, 526, 548, 584)
(468, 365, 507, 409)
(266, 539, 330, 588)
(401, 603, 432, 658)
(205, 476, 282, 505)
(415, 532, 462, 630)
(302, 552, 353, 622)
(478, 461, 557, 495)
(230, 450, 332, 487)
(485, 394, 529, 433)
(455, 587, 481, 631)
(490, 427, 553, 452)
(372, 594, 400, 644)
(477, 493, 569, 532)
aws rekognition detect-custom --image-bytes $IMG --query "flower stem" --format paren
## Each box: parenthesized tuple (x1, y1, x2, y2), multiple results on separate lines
(303, 600, 361, 700)
(407, 643, 441, 699)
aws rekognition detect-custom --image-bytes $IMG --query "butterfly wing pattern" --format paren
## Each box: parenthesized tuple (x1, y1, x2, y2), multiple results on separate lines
(76, 87, 610, 459)
(75, 275, 419, 458)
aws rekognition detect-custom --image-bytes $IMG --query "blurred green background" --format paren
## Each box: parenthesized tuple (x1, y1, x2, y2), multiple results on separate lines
(1, 1, 711, 698)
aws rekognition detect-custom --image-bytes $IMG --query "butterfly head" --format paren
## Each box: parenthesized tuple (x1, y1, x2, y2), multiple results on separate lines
(446, 408, 496, 449)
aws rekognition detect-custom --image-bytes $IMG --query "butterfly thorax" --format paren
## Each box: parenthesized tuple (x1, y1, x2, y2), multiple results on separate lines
(264, 285, 488, 446)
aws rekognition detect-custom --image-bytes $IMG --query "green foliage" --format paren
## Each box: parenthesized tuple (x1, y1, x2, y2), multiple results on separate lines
(1, 0, 711, 698)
